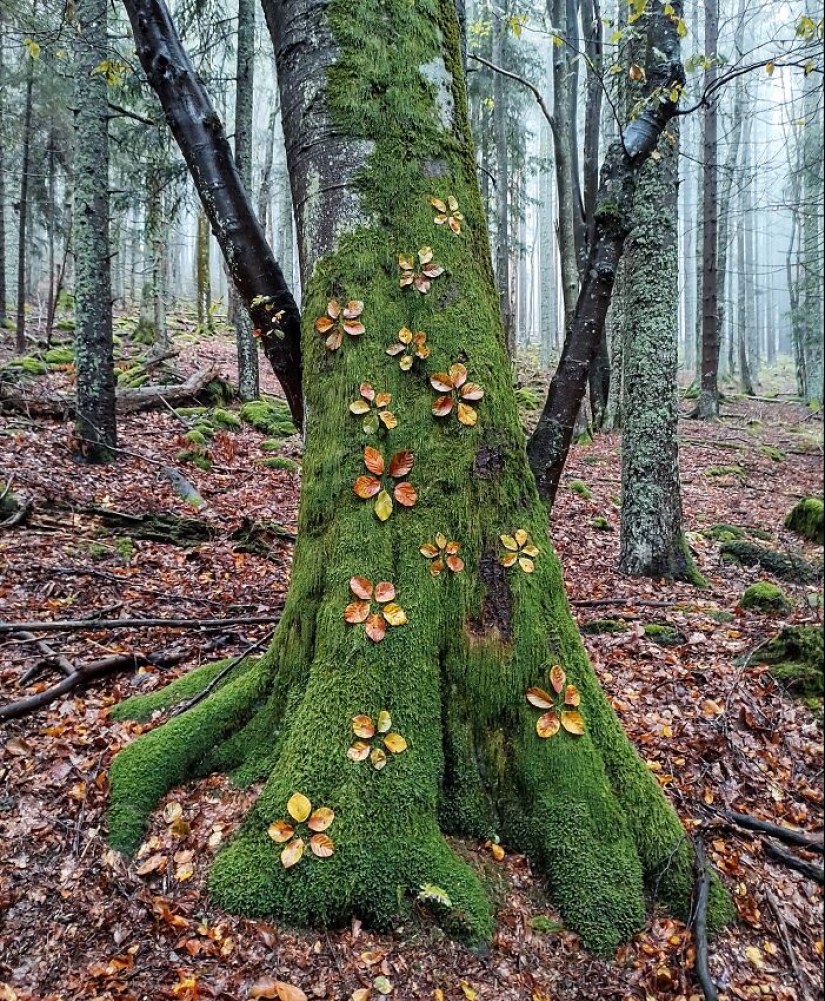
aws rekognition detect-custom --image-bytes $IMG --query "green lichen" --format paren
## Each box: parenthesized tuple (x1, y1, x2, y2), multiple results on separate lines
(739, 582, 792, 615)
(568, 479, 594, 500)
(785, 497, 824, 545)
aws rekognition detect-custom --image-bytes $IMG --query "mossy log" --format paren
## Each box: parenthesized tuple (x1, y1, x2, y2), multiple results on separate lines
(757, 626, 824, 699)
(107, 0, 731, 953)
(720, 541, 822, 584)
(85, 508, 295, 550)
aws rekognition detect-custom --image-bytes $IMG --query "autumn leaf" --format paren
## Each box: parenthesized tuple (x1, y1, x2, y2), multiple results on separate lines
(383, 732, 408, 754)
(267, 819, 295, 843)
(308, 808, 335, 832)
(310, 833, 335, 858)
(536, 713, 560, 738)
(371, 747, 388, 770)
(364, 447, 385, 476)
(377, 710, 392, 732)
(353, 714, 376, 739)
(388, 450, 414, 478)
(374, 490, 393, 522)
(374, 581, 396, 603)
(560, 711, 585, 736)
(526, 687, 553, 709)
(549, 665, 566, 694)
(382, 603, 408, 626)
(347, 741, 371, 762)
(366, 613, 387, 642)
(344, 600, 371, 624)
(350, 576, 373, 600)
(287, 793, 312, 823)
(281, 838, 305, 868)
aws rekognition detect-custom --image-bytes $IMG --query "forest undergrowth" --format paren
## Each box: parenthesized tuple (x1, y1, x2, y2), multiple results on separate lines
(0, 324, 822, 1001)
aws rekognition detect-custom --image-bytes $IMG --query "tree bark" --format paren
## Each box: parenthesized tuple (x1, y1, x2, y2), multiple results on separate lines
(195, 206, 213, 330)
(107, 0, 730, 953)
(528, 0, 688, 506)
(0, 11, 8, 328)
(15, 39, 35, 355)
(121, 0, 303, 424)
(492, 8, 514, 354)
(73, 0, 118, 463)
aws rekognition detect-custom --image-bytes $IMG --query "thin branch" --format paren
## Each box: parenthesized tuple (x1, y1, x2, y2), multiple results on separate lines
(107, 101, 156, 127)
(469, 53, 558, 139)
(0, 614, 282, 635)
(764, 840, 825, 885)
(693, 836, 720, 1001)
(722, 811, 824, 853)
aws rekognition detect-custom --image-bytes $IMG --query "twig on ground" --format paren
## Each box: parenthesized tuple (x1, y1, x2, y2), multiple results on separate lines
(764, 888, 807, 993)
(15, 630, 77, 684)
(693, 836, 719, 1001)
(0, 613, 282, 634)
(0, 498, 32, 529)
(722, 811, 824, 853)
(763, 840, 825, 885)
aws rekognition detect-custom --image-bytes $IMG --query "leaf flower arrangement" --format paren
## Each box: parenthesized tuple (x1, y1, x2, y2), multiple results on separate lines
(349, 383, 398, 434)
(250, 294, 286, 339)
(499, 529, 540, 573)
(386, 327, 430, 371)
(353, 446, 417, 521)
(419, 533, 465, 576)
(399, 248, 445, 294)
(267, 792, 335, 868)
(344, 577, 407, 642)
(431, 194, 464, 234)
(431, 363, 484, 427)
(347, 710, 408, 770)
(526, 665, 585, 739)
(314, 299, 365, 351)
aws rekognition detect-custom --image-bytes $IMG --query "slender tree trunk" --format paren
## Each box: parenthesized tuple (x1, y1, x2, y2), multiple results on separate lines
(195, 207, 212, 330)
(258, 106, 278, 243)
(736, 222, 754, 395)
(46, 129, 57, 344)
(492, 9, 514, 354)
(0, 11, 7, 328)
(121, 0, 303, 424)
(15, 43, 35, 354)
(697, 0, 720, 419)
(108, 0, 730, 954)
(73, 0, 117, 463)
(234, 0, 260, 401)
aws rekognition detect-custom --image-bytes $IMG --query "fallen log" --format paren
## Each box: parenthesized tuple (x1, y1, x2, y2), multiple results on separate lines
(763, 840, 825, 885)
(0, 366, 222, 418)
(723, 811, 824, 853)
(692, 836, 719, 1001)
(0, 613, 282, 635)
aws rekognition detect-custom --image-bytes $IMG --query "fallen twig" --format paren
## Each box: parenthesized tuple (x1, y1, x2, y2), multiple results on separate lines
(0, 498, 32, 529)
(15, 630, 76, 684)
(693, 836, 719, 1001)
(723, 811, 824, 853)
(763, 839, 825, 885)
(764, 888, 807, 993)
(0, 613, 282, 635)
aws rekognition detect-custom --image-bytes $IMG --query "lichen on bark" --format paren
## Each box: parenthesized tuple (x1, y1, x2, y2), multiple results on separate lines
(108, 0, 732, 952)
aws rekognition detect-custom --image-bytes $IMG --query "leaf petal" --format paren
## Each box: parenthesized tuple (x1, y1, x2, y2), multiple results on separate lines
(418, 246, 434, 264)
(457, 402, 478, 426)
(377, 710, 392, 733)
(370, 747, 388, 770)
(359, 382, 375, 401)
(365, 613, 387, 642)
(314, 315, 335, 334)
(374, 391, 392, 408)
(526, 687, 553, 709)
(389, 450, 414, 477)
(373, 581, 396, 603)
(431, 197, 447, 212)
(354, 476, 381, 499)
(522, 544, 540, 558)
(267, 820, 294, 843)
(420, 544, 440, 558)
(560, 711, 586, 736)
(384, 733, 408, 754)
(430, 558, 445, 576)
(386, 342, 406, 356)
(399, 355, 413, 371)
(343, 300, 364, 319)
(281, 838, 305, 868)
(343, 321, 365, 337)
(349, 576, 373, 600)
(352, 714, 376, 739)
(347, 741, 371, 762)
(349, 400, 371, 415)
(430, 373, 454, 392)
(325, 329, 343, 351)
(381, 602, 407, 626)
(446, 555, 465, 573)
(500, 534, 519, 551)
(344, 600, 371, 624)
(393, 482, 417, 507)
(518, 556, 535, 573)
(536, 713, 560, 739)
(287, 793, 312, 823)
(449, 363, 468, 388)
(363, 447, 385, 475)
(309, 833, 335, 858)
(374, 490, 393, 522)
(564, 684, 581, 707)
(414, 275, 431, 294)
(460, 382, 484, 401)
(398, 326, 413, 344)
(500, 552, 517, 567)
(432, 395, 454, 417)
(549, 665, 566, 694)
(327, 300, 341, 320)
(308, 808, 335, 832)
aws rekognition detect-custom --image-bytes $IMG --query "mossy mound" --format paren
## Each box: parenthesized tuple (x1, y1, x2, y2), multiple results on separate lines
(757, 626, 824, 699)
(706, 608, 735, 624)
(260, 456, 301, 472)
(581, 618, 628, 635)
(704, 524, 746, 542)
(644, 623, 685, 646)
(785, 497, 824, 545)
(1, 356, 49, 377)
(514, 385, 541, 410)
(211, 408, 242, 430)
(568, 479, 593, 500)
(740, 582, 792, 615)
(591, 516, 613, 532)
(758, 445, 785, 463)
(720, 541, 821, 585)
(240, 398, 297, 437)
(176, 449, 212, 471)
(705, 465, 746, 479)
(45, 345, 75, 365)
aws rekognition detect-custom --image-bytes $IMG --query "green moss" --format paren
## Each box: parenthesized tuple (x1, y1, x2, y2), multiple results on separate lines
(514, 385, 541, 410)
(173, 407, 209, 419)
(740, 582, 792, 615)
(759, 445, 785, 462)
(705, 464, 746, 479)
(756, 626, 824, 699)
(720, 541, 821, 584)
(704, 523, 746, 542)
(45, 345, 75, 365)
(211, 408, 242, 430)
(87, 541, 110, 560)
(176, 449, 212, 471)
(591, 516, 613, 531)
(643, 623, 685, 646)
(706, 608, 735, 624)
(201, 378, 235, 405)
(576, 431, 593, 446)
(260, 457, 301, 472)
(529, 915, 564, 934)
(55, 318, 75, 332)
(115, 537, 134, 563)
(581, 618, 627, 635)
(3, 356, 48, 376)
(785, 497, 824, 545)
(183, 430, 210, 450)
(568, 479, 594, 500)
(240, 399, 297, 437)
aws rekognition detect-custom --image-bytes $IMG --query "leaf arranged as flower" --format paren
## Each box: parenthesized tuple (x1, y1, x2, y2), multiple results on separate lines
(349, 382, 398, 434)
(386, 327, 430, 371)
(500, 529, 540, 572)
(347, 709, 408, 769)
(420, 532, 465, 577)
(526, 665, 585, 740)
(314, 299, 365, 351)
(431, 363, 484, 427)
(353, 446, 417, 521)
(431, 194, 464, 234)
(399, 247, 445, 294)
(343, 577, 407, 642)
(267, 793, 336, 867)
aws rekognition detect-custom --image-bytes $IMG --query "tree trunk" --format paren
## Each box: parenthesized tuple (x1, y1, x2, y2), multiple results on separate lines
(492, 9, 514, 355)
(121, 0, 303, 425)
(108, 0, 730, 953)
(15, 41, 35, 354)
(697, 0, 720, 419)
(233, 0, 260, 401)
(195, 206, 213, 330)
(0, 11, 7, 328)
(618, 124, 700, 582)
(72, 0, 117, 463)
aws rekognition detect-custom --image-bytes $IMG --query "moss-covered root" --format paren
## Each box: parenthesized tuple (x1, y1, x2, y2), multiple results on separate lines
(757, 625, 824, 699)
(108, 661, 269, 853)
(785, 497, 824, 545)
(720, 541, 822, 584)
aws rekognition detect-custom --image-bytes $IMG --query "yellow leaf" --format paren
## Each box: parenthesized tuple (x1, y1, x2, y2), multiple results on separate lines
(350, 400, 371, 415)
(536, 713, 560, 738)
(371, 747, 388, 770)
(765, 61, 774, 76)
(268, 819, 295, 843)
(375, 489, 393, 522)
(382, 603, 407, 626)
(745, 946, 763, 968)
(518, 556, 535, 573)
(353, 714, 376, 739)
(287, 792, 312, 823)
(500, 552, 517, 567)
(490, 843, 505, 861)
(500, 534, 519, 551)
(560, 711, 585, 736)
(456, 401, 478, 426)
(460, 981, 477, 1001)
(281, 838, 305, 868)
(384, 732, 408, 754)
(352, 991, 371, 1001)
(377, 709, 392, 733)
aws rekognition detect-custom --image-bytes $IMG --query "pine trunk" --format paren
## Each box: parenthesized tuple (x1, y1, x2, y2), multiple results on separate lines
(108, 0, 730, 953)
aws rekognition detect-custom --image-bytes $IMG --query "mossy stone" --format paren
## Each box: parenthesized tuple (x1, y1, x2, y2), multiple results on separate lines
(740, 582, 792, 615)
(757, 626, 824, 699)
(45, 345, 75, 365)
(581, 618, 628, 635)
(260, 456, 301, 472)
(704, 524, 745, 542)
(720, 541, 821, 585)
(211, 408, 242, 430)
(240, 399, 297, 437)
(785, 497, 824, 545)
(705, 465, 746, 479)
(568, 479, 594, 500)
(644, 623, 685, 646)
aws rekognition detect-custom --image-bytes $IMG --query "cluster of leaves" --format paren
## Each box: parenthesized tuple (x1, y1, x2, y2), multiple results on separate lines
(526, 666, 585, 739)
(347, 711, 408, 769)
(386, 327, 430, 370)
(353, 447, 417, 521)
(399, 248, 444, 294)
(431, 195, 463, 234)
(314, 300, 365, 351)
(499, 530, 539, 573)
(267, 793, 335, 868)
(343, 577, 407, 642)
(349, 383, 397, 434)
(419, 534, 465, 576)
(431, 364, 484, 427)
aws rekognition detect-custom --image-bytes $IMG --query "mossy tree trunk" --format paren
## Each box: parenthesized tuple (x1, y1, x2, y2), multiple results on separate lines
(108, 0, 731, 953)
(72, 0, 117, 463)
(195, 207, 213, 331)
(0, 11, 7, 328)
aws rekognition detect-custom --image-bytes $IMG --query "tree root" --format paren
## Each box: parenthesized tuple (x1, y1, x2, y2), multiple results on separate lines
(693, 837, 720, 1001)
(722, 811, 824, 853)
(763, 840, 825, 885)
(0, 614, 282, 635)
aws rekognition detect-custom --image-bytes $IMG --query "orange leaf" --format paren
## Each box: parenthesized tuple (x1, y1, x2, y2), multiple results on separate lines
(353, 714, 376, 739)
(446, 555, 464, 573)
(420, 544, 440, 558)
(325, 329, 343, 351)
(363, 447, 385, 475)
(549, 665, 566, 694)
(500, 552, 517, 568)
(456, 402, 478, 426)
(347, 741, 371, 762)
(314, 315, 335, 334)
(374, 391, 391, 408)
(388, 450, 414, 478)
(430, 373, 453, 392)
(248, 976, 281, 999)
(374, 581, 396, 603)
(365, 614, 386, 642)
(460, 382, 484, 401)
(308, 808, 335, 832)
(526, 687, 553, 709)
(560, 711, 585, 736)
(275, 982, 309, 1001)
(564, 684, 581, 707)
(430, 558, 445, 576)
(343, 300, 364, 319)
(353, 476, 381, 499)
(267, 819, 295, 843)
(381, 603, 407, 626)
(350, 576, 373, 600)
(448, 216, 461, 234)
(344, 600, 371, 624)
(280, 838, 305, 868)
(287, 793, 312, 823)
(310, 833, 335, 858)
(393, 482, 417, 507)
(536, 713, 560, 738)
(432, 395, 454, 417)
(431, 197, 447, 212)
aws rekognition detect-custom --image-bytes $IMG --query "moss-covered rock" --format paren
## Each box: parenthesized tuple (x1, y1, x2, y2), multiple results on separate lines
(740, 582, 792, 615)
(757, 626, 824, 699)
(704, 523, 746, 542)
(176, 449, 212, 471)
(705, 464, 746, 479)
(2, 356, 49, 377)
(240, 398, 297, 437)
(720, 541, 821, 584)
(45, 345, 75, 365)
(183, 430, 210, 450)
(580, 618, 628, 635)
(785, 497, 824, 545)
(260, 456, 301, 472)
(211, 408, 242, 430)
(568, 479, 593, 500)
(643, 623, 685, 646)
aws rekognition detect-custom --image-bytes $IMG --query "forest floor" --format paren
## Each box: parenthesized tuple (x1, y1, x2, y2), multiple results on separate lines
(0, 325, 823, 1001)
